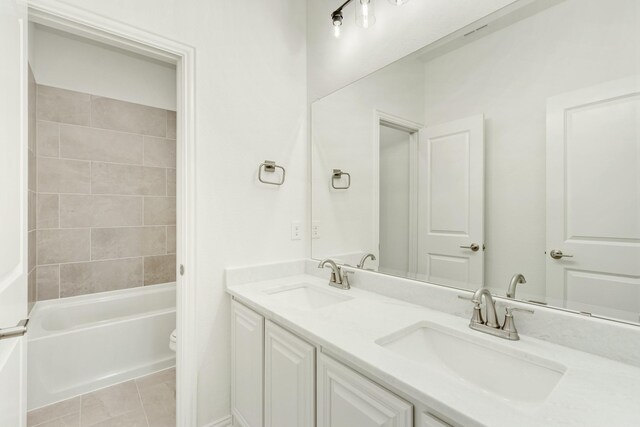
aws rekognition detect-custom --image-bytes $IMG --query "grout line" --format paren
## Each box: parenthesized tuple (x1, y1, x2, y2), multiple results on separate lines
(39, 192, 174, 198)
(36, 154, 173, 170)
(36, 119, 175, 140)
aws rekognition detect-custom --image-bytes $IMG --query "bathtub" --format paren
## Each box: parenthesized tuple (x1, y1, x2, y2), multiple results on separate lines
(27, 283, 176, 410)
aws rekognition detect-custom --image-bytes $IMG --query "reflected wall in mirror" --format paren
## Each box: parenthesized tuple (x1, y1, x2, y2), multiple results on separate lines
(311, 0, 640, 324)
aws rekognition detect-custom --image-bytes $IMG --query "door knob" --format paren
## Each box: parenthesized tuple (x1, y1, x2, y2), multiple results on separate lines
(460, 243, 480, 252)
(550, 249, 573, 260)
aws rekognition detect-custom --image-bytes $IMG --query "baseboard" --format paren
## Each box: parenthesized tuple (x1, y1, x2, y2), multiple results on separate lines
(202, 414, 233, 427)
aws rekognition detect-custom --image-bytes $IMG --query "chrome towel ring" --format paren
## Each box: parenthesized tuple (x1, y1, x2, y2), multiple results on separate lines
(258, 160, 285, 186)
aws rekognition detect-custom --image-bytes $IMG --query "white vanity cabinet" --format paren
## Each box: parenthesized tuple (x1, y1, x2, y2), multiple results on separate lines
(264, 320, 315, 427)
(231, 300, 415, 427)
(317, 353, 413, 427)
(231, 300, 265, 427)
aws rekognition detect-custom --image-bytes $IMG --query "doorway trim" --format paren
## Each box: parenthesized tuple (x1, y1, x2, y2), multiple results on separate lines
(27, 1, 198, 425)
(373, 110, 423, 276)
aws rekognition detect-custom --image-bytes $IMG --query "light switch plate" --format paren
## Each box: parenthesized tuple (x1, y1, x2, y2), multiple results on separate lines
(312, 221, 320, 239)
(291, 221, 302, 240)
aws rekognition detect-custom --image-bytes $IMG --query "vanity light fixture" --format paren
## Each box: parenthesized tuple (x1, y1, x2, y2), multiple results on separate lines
(331, 0, 408, 37)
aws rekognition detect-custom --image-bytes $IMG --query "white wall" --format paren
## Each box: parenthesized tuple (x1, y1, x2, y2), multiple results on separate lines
(311, 55, 424, 264)
(26, 0, 308, 425)
(307, 0, 518, 100)
(30, 24, 176, 110)
(422, 0, 640, 299)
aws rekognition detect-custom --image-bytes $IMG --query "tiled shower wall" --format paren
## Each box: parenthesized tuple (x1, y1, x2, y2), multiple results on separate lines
(34, 84, 177, 300)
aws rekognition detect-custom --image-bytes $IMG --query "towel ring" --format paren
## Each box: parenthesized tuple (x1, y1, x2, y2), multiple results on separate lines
(332, 169, 350, 190)
(259, 160, 285, 186)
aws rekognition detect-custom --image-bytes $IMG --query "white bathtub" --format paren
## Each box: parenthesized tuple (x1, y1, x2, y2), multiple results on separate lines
(27, 283, 176, 410)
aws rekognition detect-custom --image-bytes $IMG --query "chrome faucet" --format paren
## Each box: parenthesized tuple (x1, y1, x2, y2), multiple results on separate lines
(506, 273, 526, 298)
(471, 288, 500, 328)
(460, 288, 533, 340)
(318, 259, 351, 290)
(357, 253, 376, 269)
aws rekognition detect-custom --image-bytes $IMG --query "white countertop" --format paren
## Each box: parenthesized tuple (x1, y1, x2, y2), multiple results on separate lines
(227, 273, 640, 427)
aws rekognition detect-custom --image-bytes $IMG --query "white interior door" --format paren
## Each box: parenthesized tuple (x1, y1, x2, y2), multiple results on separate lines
(546, 76, 640, 322)
(417, 115, 484, 290)
(0, 1, 29, 426)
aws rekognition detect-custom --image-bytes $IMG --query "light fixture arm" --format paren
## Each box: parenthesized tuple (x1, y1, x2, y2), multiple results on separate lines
(332, 0, 354, 17)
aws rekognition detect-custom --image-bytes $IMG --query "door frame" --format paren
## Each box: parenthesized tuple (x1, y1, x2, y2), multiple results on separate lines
(373, 110, 423, 275)
(26, 1, 198, 424)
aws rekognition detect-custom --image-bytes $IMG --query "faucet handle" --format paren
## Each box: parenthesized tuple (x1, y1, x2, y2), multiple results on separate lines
(502, 306, 534, 337)
(505, 306, 534, 316)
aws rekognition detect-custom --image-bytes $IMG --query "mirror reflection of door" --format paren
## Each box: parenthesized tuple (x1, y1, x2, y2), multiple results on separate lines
(417, 115, 485, 290)
(546, 76, 640, 322)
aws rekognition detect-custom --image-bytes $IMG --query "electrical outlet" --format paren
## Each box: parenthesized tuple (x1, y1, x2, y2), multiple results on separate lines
(312, 221, 321, 239)
(291, 221, 302, 240)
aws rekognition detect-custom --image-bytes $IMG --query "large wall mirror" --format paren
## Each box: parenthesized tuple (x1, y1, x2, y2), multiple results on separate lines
(311, 0, 640, 325)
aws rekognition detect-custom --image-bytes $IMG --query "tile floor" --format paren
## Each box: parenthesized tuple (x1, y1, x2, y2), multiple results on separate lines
(27, 367, 176, 427)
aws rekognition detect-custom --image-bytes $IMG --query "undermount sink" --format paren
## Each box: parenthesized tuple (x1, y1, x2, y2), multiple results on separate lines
(264, 283, 353, 310)
(376, 322, 566, 403)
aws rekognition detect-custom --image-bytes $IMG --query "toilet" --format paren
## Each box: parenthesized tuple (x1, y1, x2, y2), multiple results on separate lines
(169, 329, 177, 352)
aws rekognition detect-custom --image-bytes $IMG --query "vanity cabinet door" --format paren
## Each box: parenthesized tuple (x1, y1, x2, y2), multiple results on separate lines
(265, 321, 315, 427)
(317, 353, 413, 427)
(231, 300, 264, 427)
(420, 412, 454, 427)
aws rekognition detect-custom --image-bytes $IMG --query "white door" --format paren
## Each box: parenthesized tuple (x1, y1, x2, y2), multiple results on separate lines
(0, 1, 29, 426)
(317, 353, 412, 427)
(546, 76, 640, 322)
(231, 300, 264, 427)
(264, 321, 315, 427)
(417, 115, 484, 290)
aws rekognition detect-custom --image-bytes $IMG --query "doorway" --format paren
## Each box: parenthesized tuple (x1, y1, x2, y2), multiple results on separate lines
(0, 2, 196, 426)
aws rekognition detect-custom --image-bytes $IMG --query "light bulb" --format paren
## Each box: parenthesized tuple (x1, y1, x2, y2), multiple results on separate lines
(388, 0, 409, 4)
(356, 0, 376, 28)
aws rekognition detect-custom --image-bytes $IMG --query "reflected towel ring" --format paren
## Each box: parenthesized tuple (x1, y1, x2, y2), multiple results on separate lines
(259, 160, 285, 186)
(332, 169, 350, 189)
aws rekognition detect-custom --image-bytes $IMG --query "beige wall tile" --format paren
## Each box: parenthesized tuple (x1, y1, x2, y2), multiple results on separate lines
(91, 96, 166, 137)
(59, 125, 144, 165)
(37, 121, 60, 158)
(91, 162, 166, 196)
(91, 226, 166, 260)
(38, 157, 90, 194)
(29, 231, 36, 272)
(37, 229, 90, 264)
(166, 226, 176, 254)
(28, 150, 37, 192)
(58, 195, 91, 228)
(60, 195, 143, 228)
(27, 396, 79, 426)
(28, 190, 36, 232)
(37, 85, 91, 126)
(143, 137, 176, 168)
(37, 194, 59, 229)
(92, 196, 143, 227)
(60, 258, 143, 298)
(166, 168, 176, 197)
(36, 265, 60, 301)
(144, 197, 176, 225)
(144, 254, 176, 285)
(166, 110, 176, 139)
